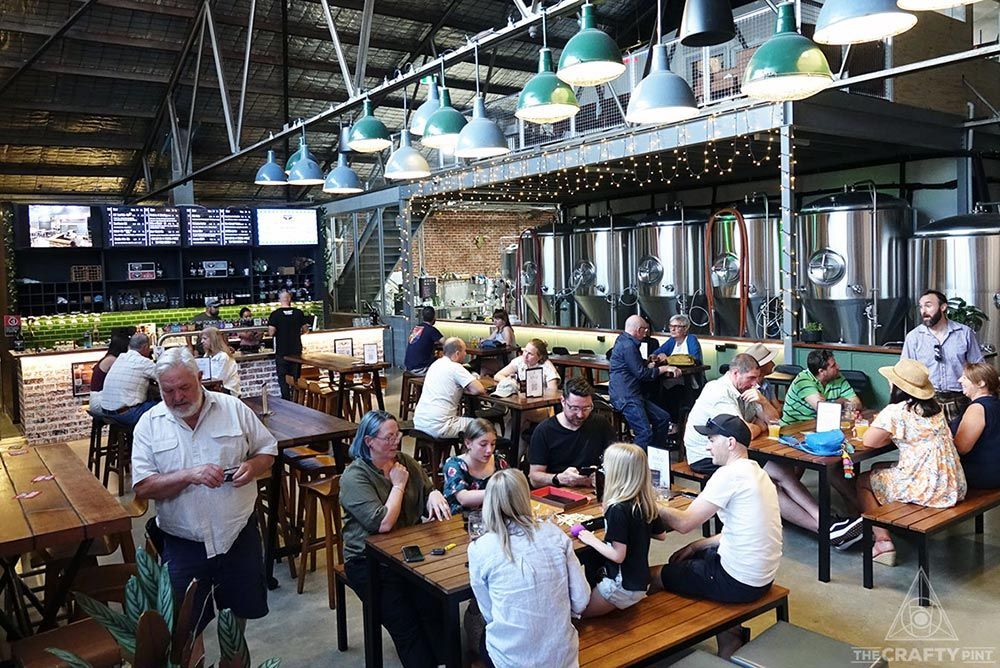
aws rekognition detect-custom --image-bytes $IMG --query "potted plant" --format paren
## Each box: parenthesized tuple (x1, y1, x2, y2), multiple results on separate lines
(947, 296, 988, 333)
(49, 548, 280, 668)
(800, 321, 823, 343)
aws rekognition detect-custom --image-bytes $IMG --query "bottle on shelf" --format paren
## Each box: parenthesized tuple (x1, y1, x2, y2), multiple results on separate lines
(189, 261, 197, 277)
(155, 262, 164, 279)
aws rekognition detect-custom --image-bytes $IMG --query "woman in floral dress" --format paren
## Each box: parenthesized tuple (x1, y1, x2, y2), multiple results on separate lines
(443, 418, 509, 514)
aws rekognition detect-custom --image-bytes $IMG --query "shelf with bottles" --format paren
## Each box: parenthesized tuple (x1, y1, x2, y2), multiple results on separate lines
(251, 274, 315, 304)
(184, 290, 255, 308)
(112, 287, 181, 311)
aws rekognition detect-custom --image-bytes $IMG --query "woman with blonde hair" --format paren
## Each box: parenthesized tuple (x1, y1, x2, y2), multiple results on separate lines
(468, 469, 590, 668)
(576, 442, 668, 617)
(199, 326, 241, 396)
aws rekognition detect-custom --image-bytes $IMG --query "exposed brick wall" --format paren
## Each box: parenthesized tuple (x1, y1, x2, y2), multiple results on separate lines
(416, 209, 556, 276)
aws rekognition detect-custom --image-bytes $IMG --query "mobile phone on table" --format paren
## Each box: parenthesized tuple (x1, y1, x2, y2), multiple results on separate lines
(222, 467, 239, 483)
(402, 545, 425, 563)
(578, 465, 599, 476)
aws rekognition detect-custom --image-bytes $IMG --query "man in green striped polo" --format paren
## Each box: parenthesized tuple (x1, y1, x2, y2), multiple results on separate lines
(781, 350, 862, 425)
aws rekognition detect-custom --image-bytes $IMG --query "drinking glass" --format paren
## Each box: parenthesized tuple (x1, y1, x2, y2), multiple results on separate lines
(767, 420, 781, 439)
(467, 510, 485, 540)
(855, 418, 870, 439)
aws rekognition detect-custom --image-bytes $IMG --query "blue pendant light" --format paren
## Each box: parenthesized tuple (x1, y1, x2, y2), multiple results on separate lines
(814, 0, 915, 44)
(323, 127, 364, 194)
(254, 149, 287, 185)
(409, 75, 441, 137)
(385, 92, 431, 180)
(286, 132, 324, 186)
(625, 0, 698, 125)
(455, 44, 510, 159)
(284, 142, 317, 175)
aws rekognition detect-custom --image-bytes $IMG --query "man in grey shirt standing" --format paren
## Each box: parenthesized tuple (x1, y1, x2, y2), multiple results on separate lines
(902, 289, 984, 422)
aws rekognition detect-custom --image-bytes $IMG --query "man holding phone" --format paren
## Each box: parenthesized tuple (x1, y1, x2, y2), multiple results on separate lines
(132, 346, 277, 633)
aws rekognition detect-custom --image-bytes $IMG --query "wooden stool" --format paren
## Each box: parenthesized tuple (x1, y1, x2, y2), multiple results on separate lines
(101, 417, 134, 496)
(283, 454, 338, 578)
(411, 430, 461, 488)
(345, 382, 374, 422)
(399, 371, 422, 421)
(85, 409, 111, 478)
(306, 380, 337, 414)
(297, 476, 344, 609)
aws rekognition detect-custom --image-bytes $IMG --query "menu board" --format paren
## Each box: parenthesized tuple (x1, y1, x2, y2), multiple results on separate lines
(186, 208, 253, 246)
(105, 206, 181, 247)
(255, 208, 319, 246)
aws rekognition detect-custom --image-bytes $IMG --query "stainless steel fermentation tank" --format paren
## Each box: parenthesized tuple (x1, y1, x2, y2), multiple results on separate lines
(707, 202, 782, 338)
(911, 209, 1000, 351)
(631, 208, 708, 332)
(517, 224, 570, 325)
(568, 216, 638, 330)
(799, 190, 912, 346)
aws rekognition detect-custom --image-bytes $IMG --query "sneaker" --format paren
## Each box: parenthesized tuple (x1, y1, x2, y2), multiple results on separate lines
(830, 517, 863, 550)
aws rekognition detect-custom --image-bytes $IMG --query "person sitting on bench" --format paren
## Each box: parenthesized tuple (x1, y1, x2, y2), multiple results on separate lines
(649, 414, 782, 659)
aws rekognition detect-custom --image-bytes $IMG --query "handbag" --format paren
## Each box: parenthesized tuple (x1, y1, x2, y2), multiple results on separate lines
(779, 429, 845, 456)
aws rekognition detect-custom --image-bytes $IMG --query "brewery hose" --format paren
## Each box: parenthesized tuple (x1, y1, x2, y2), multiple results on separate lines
(704, 208, 750, 337)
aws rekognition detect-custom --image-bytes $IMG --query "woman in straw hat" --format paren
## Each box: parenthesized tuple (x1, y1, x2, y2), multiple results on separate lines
(842, 359, 967, 565)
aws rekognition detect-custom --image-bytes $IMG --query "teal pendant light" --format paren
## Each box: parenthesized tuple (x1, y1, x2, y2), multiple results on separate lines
(286, 133, 324, 186)
(557, 3, 625, 86)
(385, 92, 431, 180)
(422, 86, 467, 152)
(625, 0, 698, 125)
(742, 2, 833, 102)
(409, 75, 441, 136)
(455, 44, 510, 159)
(323, 127, 363, 194)
(348, 99, 392, 153)
(516, 11, 580, 125)
(284, 142, 317, 175)
(814, 0, 915, 44)
(254, 149, 287, 185)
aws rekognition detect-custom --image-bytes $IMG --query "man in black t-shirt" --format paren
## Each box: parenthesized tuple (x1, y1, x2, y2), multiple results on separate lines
(268, 290, 309, 399)
(529, 377, 615, 488)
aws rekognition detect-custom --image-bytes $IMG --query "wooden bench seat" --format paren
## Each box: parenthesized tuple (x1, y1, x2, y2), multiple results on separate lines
(863, 487, 1000, 605)
(576, 585, 790, 667)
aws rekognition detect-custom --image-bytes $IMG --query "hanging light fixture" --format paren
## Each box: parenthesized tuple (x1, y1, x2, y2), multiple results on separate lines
(455, 43, 511, 159)
(422, 62, 468, 152)
(348, 99, 392, 153)
(516, 10, 580, 125)
(385, 91, 431, 180)
(323, 127, 364, 194)
(557, 2, 625, 86)
(409, 75, 440, 137)
(625, 0, 698, 125)
(286, 131, 324, 186)
(284, 139, 317, 175)
(897, 0, 981, 11)
(814, 0, 916, 45)
(254, 149, 287, 186)
(742, 2, 832, 102)
(679, 0, 735, 47)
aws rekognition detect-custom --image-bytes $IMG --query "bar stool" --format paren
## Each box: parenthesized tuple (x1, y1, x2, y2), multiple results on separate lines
(297, 475, 344, 609)
(398, 371, 422, 421)
(101, 416, 134, 496)
(411, 430, 461, 488)
(86, 407, 111, 478)
(283, 453, 338, 578)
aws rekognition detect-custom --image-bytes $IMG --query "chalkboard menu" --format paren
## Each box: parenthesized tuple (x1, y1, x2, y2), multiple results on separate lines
(185, 208, 253, 246)
(105, 206, 181, 246)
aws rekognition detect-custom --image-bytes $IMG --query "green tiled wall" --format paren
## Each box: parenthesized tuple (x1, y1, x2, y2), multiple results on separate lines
(22, 301, 324, 349)
(794, 347, 900, 410)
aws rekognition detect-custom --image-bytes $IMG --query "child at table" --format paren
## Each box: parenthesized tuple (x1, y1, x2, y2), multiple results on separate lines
(576, 442, 668, 616)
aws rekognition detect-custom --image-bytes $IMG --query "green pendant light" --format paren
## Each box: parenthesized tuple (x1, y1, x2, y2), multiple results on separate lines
(254, 149, 287, 186)
(422, 61, 468, 153)
(385, 91, 432, 180)
(625, 0, 698, 125)
(516, 11, 580, 125)
(557, 2, 625, 87)
(286, 131, 324, 186)
(814, 0, 915, 45)
(323, 127, 364, 194)
(742, 2, 833, 102)
(455, 43, 511, 159)
(409, 75, 441, 137)
(348, 99, 392, 153)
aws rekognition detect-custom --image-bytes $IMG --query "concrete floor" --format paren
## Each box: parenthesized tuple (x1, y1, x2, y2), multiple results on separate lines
(28, 372, 1000, 667)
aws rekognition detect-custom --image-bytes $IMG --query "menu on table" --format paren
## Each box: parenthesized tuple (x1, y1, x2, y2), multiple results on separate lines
(105, 206, 181, 246)
(186, 208, 253, 246)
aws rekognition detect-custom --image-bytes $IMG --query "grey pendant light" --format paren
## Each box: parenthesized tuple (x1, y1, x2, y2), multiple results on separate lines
(254, 149, 287, 186)
(323, 127, 364, 194)
(286, 130, 325, 186)
(455, 43, 511, 159)
(679, 0, 735, 47)
(385, 92, 431, 180)
(625, 0, 698, 125)
(814, 0, 916, 44)
(409, 75, 440, 137)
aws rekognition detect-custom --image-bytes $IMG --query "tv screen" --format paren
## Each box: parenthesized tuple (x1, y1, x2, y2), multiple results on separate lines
(105, 206, 181, 247)
(27, 205, 94, 247)
(255, 208, 319, 246)
(185, 208, 253, 246)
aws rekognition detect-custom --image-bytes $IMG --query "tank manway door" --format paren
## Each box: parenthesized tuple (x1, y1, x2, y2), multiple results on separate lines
(711, 253, 740, 287)
(807, 249, 847, 286)
(637, 256, 664, 286)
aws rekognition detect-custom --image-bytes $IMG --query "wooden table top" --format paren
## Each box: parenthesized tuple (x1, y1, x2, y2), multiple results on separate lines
(749, 413, 893, 466)
(408, 374, 498, 393)
(486, 387, 564, 411)
(548, 353, 709, 377)
(366, 492, 690, 596)
(0, 443, 131, 558)
(285, 352, 389, 374)
(242, 395, 358, 448)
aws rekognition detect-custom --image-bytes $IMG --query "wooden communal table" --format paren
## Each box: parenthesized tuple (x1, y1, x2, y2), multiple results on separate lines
(242, 395, 358, 589)
(363, 492, 691, 668)
(747, 415, 895, 583)
(284, 352, 389, 417)
(549, 353, 708, 387)
(0, 443, 130, 637)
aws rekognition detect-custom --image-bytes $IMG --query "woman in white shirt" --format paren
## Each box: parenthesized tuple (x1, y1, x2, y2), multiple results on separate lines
(469, 469, 590, 668)
(199, 326, 241, 396)
(494, 339, 560, 448)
